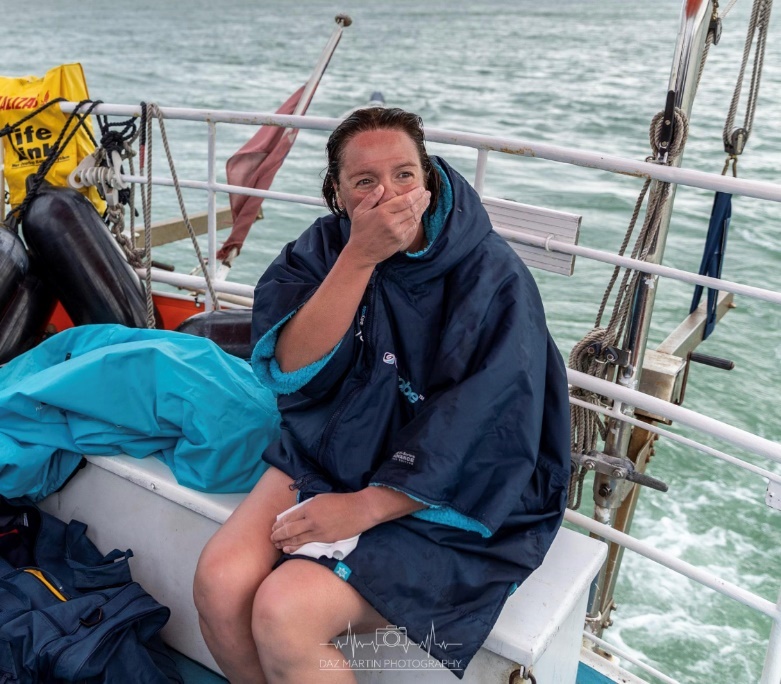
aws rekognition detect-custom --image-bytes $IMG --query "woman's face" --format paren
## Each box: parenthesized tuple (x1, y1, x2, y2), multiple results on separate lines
(335, 128, 425, 221)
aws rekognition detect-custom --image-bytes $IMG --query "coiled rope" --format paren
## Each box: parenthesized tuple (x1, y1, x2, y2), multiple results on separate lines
(568, 108, 689, 509)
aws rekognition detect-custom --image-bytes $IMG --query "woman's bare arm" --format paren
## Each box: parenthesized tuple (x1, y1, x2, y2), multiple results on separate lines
(356, 485, 427, 525)
(275, 185, 429, 373)
(275, 247, 374, 373)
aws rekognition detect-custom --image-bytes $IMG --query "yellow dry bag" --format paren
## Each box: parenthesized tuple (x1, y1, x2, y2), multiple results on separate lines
(0, 63, 105, 214)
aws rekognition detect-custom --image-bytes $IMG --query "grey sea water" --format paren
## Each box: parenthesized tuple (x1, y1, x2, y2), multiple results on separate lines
(4, 0, 781, 681)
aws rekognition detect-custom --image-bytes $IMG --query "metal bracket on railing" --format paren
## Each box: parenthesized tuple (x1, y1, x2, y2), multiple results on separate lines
(766, 479, 781, 512)
(69, 148, 128, 208)
(572, 450, 669, 493)
(585, 341, 631, 368)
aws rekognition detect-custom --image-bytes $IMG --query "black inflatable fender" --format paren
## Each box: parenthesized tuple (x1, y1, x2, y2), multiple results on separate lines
(22, 181, 148, 328)
(0, 260, 56, 365)
(175, 309, 253, 360)
(0, 224, 29, 314)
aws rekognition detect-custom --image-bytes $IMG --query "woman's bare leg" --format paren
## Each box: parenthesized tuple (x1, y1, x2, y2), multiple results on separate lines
(193, 466, 297, 684)
(252, 558, 390, 684)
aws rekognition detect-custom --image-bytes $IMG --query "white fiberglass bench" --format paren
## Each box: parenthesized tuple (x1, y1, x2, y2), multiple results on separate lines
(41, 454, 605, 684)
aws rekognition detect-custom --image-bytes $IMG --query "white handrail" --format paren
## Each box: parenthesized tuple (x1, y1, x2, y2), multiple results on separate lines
(569, 395, 781, 486)
(501, 228, 781, 307)
(569, 369, 781, 466)
(565, 510, 781, 622)
(61, 103, 781, 203)
(122, 173, 326, 207)
(137, 268, 255, 298)
(121, 172, 781, 307)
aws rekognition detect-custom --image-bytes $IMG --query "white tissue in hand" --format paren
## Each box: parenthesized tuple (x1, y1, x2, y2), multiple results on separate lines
(275, 498, 360, 560)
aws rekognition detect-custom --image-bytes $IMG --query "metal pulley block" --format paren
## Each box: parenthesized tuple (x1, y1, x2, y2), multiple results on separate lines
(724, 127, 748, 156)
(571, 450, 668, 493)
(709, 14, 722, 45)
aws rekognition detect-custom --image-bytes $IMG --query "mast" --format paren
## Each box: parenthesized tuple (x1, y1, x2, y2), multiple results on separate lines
(585, 0, 716, 636)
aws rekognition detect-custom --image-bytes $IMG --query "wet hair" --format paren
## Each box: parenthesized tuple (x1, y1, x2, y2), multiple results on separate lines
(322, 107, 441, 219)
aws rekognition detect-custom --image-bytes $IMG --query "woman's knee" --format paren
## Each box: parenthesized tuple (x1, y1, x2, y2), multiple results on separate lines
(193, 537, 264, 623)
(251, 578, 301, 658)
(251, 561, 369, 662)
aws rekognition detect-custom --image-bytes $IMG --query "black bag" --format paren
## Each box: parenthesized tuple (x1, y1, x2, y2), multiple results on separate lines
(0, 495, 181, 683)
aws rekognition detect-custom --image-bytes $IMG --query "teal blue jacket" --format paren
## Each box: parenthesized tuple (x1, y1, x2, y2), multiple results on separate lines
(0, 325, 279, 500)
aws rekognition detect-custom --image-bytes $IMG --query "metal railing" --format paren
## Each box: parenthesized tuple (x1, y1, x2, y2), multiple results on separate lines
(58, 102, 781, 684)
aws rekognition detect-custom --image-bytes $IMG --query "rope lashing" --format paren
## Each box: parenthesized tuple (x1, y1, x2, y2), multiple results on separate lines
(139, 104, 156, 328)
(85, 114, 144, 271)
(649, 108, 689, 161)
(566, 107, 689, 509)
(696, 0, 720, 92)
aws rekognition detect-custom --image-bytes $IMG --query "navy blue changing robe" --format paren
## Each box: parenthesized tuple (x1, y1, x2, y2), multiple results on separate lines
(251, 158, 570, 677)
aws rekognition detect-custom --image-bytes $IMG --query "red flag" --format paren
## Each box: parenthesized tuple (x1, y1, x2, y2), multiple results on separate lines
(219, 86, 306, 261)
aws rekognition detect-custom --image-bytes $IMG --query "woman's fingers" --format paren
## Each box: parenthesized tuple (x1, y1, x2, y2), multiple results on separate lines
(346, 186, 431, 263)
(352, 184, 384, 219)
(385, 189, 430, 225)
(271, 516, 311, 545)
(278, 534, 307, 552)
(385, 186, 427, 214)
(384, 189, 430, 248)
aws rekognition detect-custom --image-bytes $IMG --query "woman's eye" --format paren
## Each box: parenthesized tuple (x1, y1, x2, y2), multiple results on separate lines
(356, 178, 373, 187)
(398, 171, 414, 179)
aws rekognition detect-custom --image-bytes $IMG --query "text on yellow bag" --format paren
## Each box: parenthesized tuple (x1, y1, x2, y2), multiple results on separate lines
(0, 63, 105, 213)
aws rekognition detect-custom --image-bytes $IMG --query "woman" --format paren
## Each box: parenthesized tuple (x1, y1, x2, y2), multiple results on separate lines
(193, 108, 570, 683)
